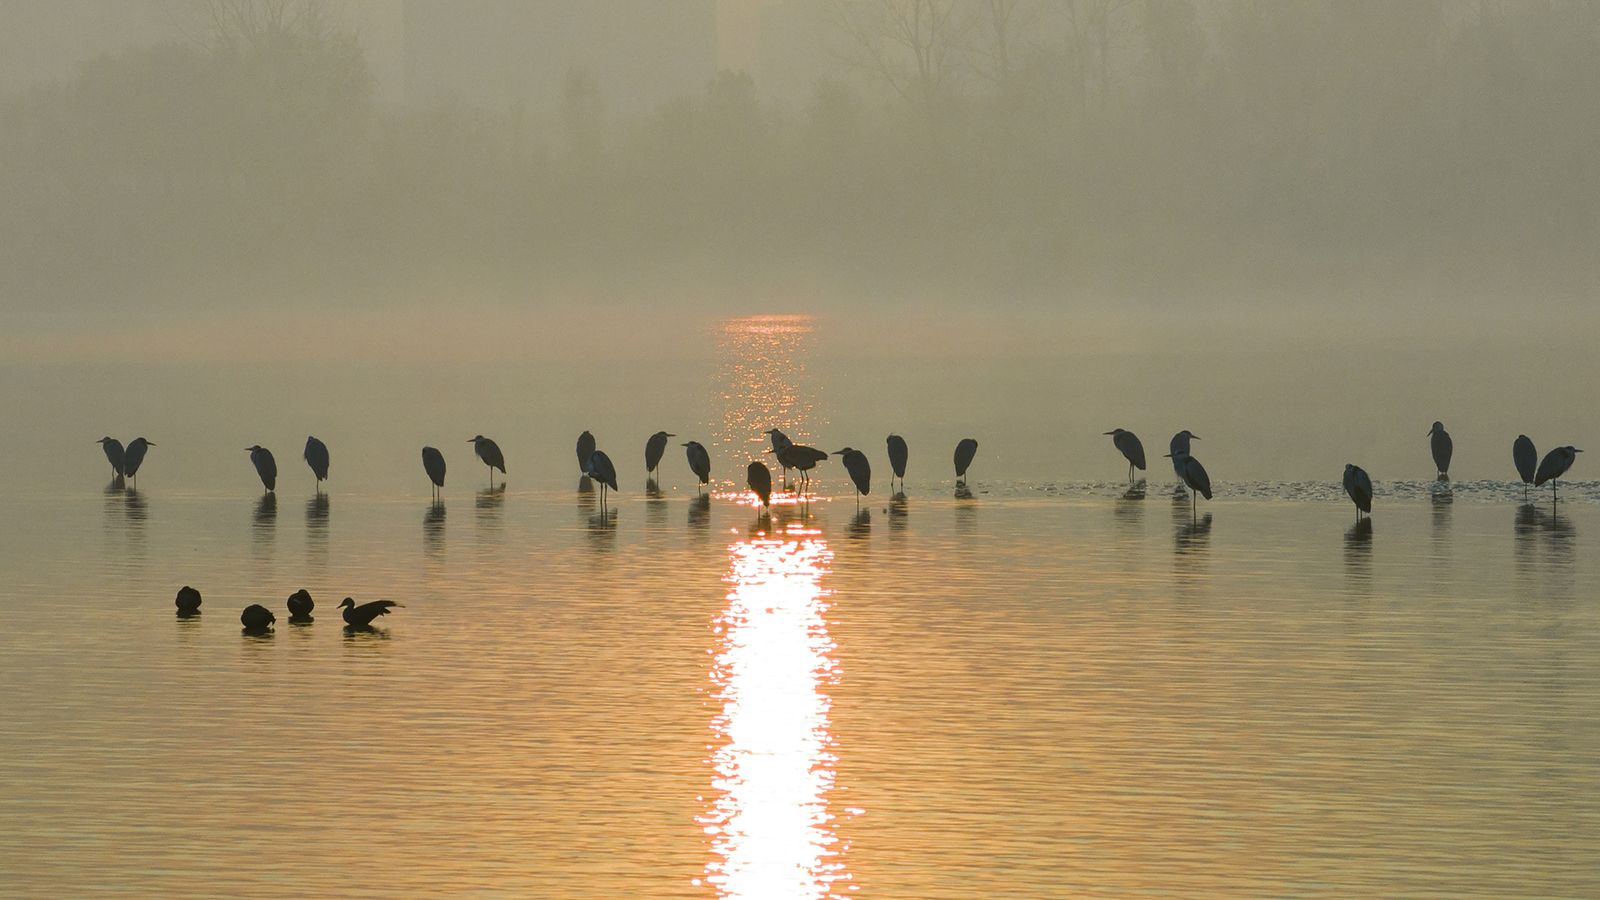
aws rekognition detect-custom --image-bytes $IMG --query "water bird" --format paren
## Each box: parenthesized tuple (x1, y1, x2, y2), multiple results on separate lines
(471, 435, 506, 486)
(886, 434, 908, 490)
(97, 437, 125, 478)
(1169, 431, 1198, 485)
(1428, 422, 1453, 478)
(287, 589, 314, 621)
(339, 597, 400, 628)
(1166, 450, 1211, 520)
(587, 449, 619, 504)
(683, 441, 711, 490)
(1534, 446, 1582, 502)
(247, 445, 277, 492)
(765, 429, 793, 482)
(645, 431, 674, 477)
(1513, 435, 1537, 499)
(175, 585, 202, 617)
(835, 448, 871, 505)
(1104, 429, 1146, 481)
(747, 460, 772, 508)
(953, 438, 978, 482)
(1343, 464, 1373, 520)
(241, 604, 275, 632)
(124, 437, 154, 488)
(422, 446, 446, 499)
(777, 444, 829, 487)
(304, 436, 329, 489)
(576, 431, 596, 473)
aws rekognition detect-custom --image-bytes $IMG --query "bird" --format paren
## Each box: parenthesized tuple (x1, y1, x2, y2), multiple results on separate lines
(97, 437, 125, 479)
(747, 460, 772, 508)
(241, 604, 275, 632)
(1104, 429, 1146, 482)
(645, 431, 674, 478)
(304, 436, 329, 489)
(1343, 464, 1373, 520)
(247, 445, 277, 492)
(576, 431, 596, 474)
(953, 438, 978, 481)
(1169, 431, 1198, 485)
(123, 437, 154, 488)
(684, 441, 711, 490)
(471, 435, 505, 486)
(1534, 446, 1582, 502)
(339, 597, 400, 628)
(1513, 435, 1537, 499)
(586, 449, 619, 504)
(777, 444, 829, 487)
(287, 589, 314, 620)
(835, 447, 871, 505)
(1428, 422, 1453, 478)
(765, 429, 793, 483)
(422, 446, 446, 499)
(174, 585, 202, 617)
(886, 434, 908, 490)
(1167, 449, 1211, 520)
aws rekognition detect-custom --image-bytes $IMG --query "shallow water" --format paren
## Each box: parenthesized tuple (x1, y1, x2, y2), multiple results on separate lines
(2, 315, 1599, 898)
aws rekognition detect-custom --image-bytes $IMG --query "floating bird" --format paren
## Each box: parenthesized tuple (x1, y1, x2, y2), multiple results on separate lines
(576, 431, 596, 473)
(241, 604, 275, 632)
(1534, 446, 1582, 503)
(1513, 435, 1537, 499)
(175, 585, 202, 617)
(1167, 450, 1211, 520)
(1428, 422, 1452, 478)
(247, 445, 277, 492)
(287, 589, 314, 620)
(1169, 431, 1198, 485)
(777, 444, 829, 487)
(339, 597, 400, 628)
(124, 437, 154, 488)
(471, 435, 505, 486)
(747, 460, 772, 508)
(684, 441, 711, 490)
(835, 447, 871, 505)
(1104, 429, 1146, 481)
(97, 437, 125, 478)
(1343, 464, 1373, 520)
(886, 434, 908, 490)
(587, 449, 619, 504)
(422, 446, 446, 499)
(304, 436, 329, 489)
(953, 438, 978, 482)
(645, 431, 674, 477)
(765, 429, 793, 482)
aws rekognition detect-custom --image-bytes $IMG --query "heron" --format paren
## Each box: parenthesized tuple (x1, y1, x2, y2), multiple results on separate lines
(576, 431, 596, 473)
(124, 437, 154, 488)
(777, 444, 829, 487)
(886, 434, 908, 491)
(684, 441, 711, 491)
(1343, 463, 1373, 521)
(304, 436, 329, 490)
(175, 585, 202, 617)
(765, 428, 794, 483)
(835, 447, 871, 506)
(1534, 446, 1582, 503)
(747, 460, 772, 509)
(97, 437, 125, 479)
(954, 438, 978, 482)
(587, 449, 619, 505)
(1169, 431, 1198, 486)
(1428, 422, 1452, 479)
(339, 597, 401, 628)
(247, 445, 277, 493)
(422, 446, 446, 499)
(470, 435, 505, 486)
(1513, 435, 1537, 499)
(1104, 429, 1146, 482)
(241, 604, 275, 632)
(644, 431, 675, 478)
(1166, 450, 1211, 521)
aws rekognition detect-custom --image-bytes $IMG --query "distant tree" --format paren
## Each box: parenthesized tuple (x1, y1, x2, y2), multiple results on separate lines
(561, 66, 604, 167)
(824, 0, 973, 107)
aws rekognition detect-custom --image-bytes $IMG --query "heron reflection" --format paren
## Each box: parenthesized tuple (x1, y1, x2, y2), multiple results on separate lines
(477, 484, 506, 515)
(847, 507, 870, 539)
(423, 500, 445, 554)
(1344, 518, 1374, 588)
(253, 493, 277, 528)
(1175, 512, 1212, 554)
(689, 493, 712, 532)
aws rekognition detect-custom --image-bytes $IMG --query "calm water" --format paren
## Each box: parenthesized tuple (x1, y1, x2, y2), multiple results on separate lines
(2, 315, 1599, 898)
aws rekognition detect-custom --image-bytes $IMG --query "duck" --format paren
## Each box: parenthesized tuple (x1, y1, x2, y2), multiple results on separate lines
(340, 597, 401, 628)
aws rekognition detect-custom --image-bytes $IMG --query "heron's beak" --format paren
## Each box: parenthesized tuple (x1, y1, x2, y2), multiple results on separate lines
(1102, 431, 1115, 435)
(1162, 453, 1172, 458)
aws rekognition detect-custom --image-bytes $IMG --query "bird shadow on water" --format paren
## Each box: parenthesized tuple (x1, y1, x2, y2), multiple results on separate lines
(252, 494, 277, 560)
(1514, 503, 1576, 598)
(587, 507, 618, 549)
(476, 484, 505, 518)
(1343, 518, 1374, 595)
(423, 500, 446, 555)
(306, 493, 329, 565)
(342, 624, 392, 646)
(645, 477, 667, 527)
(688, 493, 712, 534)
(847, 507, 871, 540)
(888, 493, 907, 535)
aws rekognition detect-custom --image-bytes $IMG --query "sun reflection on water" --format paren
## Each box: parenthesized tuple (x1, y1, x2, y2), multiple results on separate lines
(714, 315, 822, 479)
(699, 525, 848, 899)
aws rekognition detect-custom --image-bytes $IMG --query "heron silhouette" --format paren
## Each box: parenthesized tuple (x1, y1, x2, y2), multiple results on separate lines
(1166, 450, 1211, 521)
(247, 445, 277, 493)
(953, 438, 978, 483)
(97, 437, 125, 479)
(174, 585, 202, 617)
(241, 604, 275, 633)
(422, 446, 446, 499)
(576, 431, 596, 474)
(1534, 446, 1582, 504)
(747, 460, 772, 509)
(684, 441, 711, 491)
(765, 429, 793, 484)
(304, 436, 329, 491)
(777, 444, 828, 488)
(1169, 431, 1198, 487)
(835, 448, 871, 507)
(645, 431, 674, 479)
(1513, 435, 1537, 499)
(1428, 422, 1453, 479)
(287, 589, 314, 621)
(1104, 429, 1146, 482)
(124, 437, 154, 489)
(1343, 464, 1373, 521)
(886, 434, 908, 491)
(471, 435, 505, 487)
(339, 597, 400, 628)
(587, 449, 619, 506)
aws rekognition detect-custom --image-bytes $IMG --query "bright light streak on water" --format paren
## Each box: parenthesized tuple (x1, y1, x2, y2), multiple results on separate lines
(715, 316, 821, 480)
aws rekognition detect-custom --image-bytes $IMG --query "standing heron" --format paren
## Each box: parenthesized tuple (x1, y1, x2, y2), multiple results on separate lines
(1104, 429, 1146, 482)
(576, 431, 596, 474)
(645, 431, 674, 478)
(1534, 446, 1582, 503)
(247, 445, 277, 493)
(470, 435, 505, 487)
(97, 437, 125, 479)
(1343, 464, 1373, 521)
(684, 441, 711, 491)
(777, 444, 829, 488)
(834, 447, 871, 507)
(339, 597, 401, 628)
(586, 449, 619, 506)
(422, 446, 446, 499)
(124, 437, 155, 488)
(765, 429, 794, 484)
(1513, 435, 1537, 499)
(747, 460, 772, 509)
(1169, 431, 1198, 486)
(304, 436, 329, 491)
(1166, 450, 1211, 521)
(886, 434, 908, 491)
(1428, 422, 1453, 479)
(953, 438, 978, 482)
